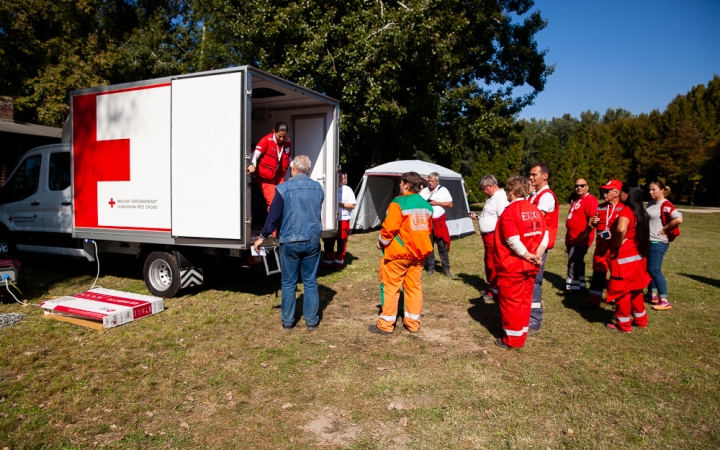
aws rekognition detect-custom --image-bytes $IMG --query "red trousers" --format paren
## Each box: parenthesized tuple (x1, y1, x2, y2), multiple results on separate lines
(497, 273, 535, 348)
(482, 233, 497, 296)
(378, 259, 424, 332)
(257, 179, 281, 211)
(612, 289, 648, 332)
(323, 220, 350, 268)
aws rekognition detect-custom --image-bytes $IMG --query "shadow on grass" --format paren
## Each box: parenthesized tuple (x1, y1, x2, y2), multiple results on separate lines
(542, 270, 566, 294)
(678, 273, 720, 289)
(467, 297, 503, 338)
(282, 284, 337, 325)
(456, 273, 489, 294)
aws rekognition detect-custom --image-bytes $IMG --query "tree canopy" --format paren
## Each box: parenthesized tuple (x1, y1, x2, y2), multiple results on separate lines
(517, 76, 720, 205)
(1, 0, 553, 183)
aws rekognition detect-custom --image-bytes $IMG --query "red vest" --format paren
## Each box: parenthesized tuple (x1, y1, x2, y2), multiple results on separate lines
(530, 187, 558, 249)
(493, 200, 547, 276)
(255, 132, 291, 182)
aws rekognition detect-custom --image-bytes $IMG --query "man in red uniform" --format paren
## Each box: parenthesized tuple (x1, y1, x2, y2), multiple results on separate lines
(564, 178, 598, 294)
(528, 162, 557, 334)
(584, 179, 625, 309)
(247, 122, 292, 210)
(493, 176, 547, 349)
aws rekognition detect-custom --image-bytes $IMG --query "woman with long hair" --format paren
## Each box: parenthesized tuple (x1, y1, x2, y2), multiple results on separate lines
(646, 181, 683, 311)
(605, 184, 651, 333)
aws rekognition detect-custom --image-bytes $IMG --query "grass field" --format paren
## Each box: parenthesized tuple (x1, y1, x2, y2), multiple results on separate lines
(1, 207, 719, 449)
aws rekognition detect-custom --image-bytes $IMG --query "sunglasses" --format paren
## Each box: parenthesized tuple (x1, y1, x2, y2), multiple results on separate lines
(575, 184, 587, 188)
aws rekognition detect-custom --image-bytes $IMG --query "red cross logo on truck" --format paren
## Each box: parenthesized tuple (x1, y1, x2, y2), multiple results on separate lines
(109, 198, 116, 208)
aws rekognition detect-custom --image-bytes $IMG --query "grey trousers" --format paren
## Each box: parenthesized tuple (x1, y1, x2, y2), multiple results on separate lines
(530, 251, 548, 330)
(425, 234, 450, 274)
(565, 245, 589, 291)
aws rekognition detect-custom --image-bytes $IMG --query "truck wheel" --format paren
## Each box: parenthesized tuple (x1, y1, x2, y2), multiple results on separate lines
(143, 251, 181, 298)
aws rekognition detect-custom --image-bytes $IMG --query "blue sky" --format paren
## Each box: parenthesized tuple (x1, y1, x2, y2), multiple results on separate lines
(515, 0, 720, 121)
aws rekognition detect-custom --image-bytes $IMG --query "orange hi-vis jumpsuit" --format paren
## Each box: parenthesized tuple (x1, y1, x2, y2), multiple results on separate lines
(377, 192, 434, 333)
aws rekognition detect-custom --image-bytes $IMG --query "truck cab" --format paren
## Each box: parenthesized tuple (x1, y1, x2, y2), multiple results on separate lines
(0, 143, 87, 258)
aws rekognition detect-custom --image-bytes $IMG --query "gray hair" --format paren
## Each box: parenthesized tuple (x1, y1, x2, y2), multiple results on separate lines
(479, 174, 498, 188)
(428, 171, 440, 181)
(293, 155, 312, 174)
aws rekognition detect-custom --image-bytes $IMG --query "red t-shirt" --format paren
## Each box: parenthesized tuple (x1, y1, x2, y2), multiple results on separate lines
(565, 193, 598, 247)
(493, 199, 547, 276)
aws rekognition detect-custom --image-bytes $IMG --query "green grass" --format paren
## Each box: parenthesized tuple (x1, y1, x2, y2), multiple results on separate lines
(0, 207, 718, 448)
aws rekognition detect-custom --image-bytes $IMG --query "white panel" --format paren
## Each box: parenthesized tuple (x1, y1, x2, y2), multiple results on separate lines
(172, 73, 242, 239)
(96, 86, 172, 230)
(293, 116, 333, 229)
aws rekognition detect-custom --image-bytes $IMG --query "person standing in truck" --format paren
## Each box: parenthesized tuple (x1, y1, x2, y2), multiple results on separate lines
(247, 122, 292, 210)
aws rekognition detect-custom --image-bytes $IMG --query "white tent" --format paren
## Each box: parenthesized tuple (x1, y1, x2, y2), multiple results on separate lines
(350, 160, 475, 238)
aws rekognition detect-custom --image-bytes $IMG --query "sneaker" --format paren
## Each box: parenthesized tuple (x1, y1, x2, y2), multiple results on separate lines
(481, 291, 494, 301)
(426, 270, 435, 276)
(404, 325, 418, 334)
(494, 338, 513, 349)
(368, 324, 392, 335)
(605, 323, 631, 333)
(652, 299, 672, 311)
(444, 271, 453, 279)
(282, 325, 293, 331)
(527, 327, 541, 336)
(306, 325, 318, 331)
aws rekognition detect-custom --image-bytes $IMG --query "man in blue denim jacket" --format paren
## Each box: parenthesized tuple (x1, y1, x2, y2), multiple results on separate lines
(254, 155, 325, 331)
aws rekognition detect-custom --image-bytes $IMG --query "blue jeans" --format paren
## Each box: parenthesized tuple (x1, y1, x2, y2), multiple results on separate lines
(647, 242, 669, 298)
(279, 239, 321, 327)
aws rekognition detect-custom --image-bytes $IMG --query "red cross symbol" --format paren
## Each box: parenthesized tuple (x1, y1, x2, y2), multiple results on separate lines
(109, 198, 116, 208)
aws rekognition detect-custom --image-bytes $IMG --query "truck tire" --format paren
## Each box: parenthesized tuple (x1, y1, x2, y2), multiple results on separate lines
(143, 251, 181, 298)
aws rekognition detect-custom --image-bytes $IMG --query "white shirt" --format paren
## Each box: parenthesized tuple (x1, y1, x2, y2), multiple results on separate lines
(530, 185, 556, 213)
(479, 188, 509, 233)
(420, 185, 453, 218)
(338, 185, 356, 221)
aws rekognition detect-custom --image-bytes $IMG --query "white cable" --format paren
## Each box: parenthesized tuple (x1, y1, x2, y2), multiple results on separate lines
(89, 240, 101, 291)
(4, 278, 23, 305)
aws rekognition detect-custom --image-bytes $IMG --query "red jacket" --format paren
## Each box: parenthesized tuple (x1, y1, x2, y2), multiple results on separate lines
(493, 199, 547, 276)
(255, 132, 291, 183)
(531, 187, 558, 249)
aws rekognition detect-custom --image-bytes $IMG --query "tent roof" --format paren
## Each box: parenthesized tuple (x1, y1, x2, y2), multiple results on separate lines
(363, 160, 463, 180)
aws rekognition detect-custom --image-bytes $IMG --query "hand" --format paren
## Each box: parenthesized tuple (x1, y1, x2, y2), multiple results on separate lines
(522, 251, 540, 265)
(659, 228, 667, 237)
(428, 200, 437, 206)
(253, 237, 264, 252)
(590, 215, 599, 226)
(376, 241, 383, 250)
(247, 164, 256, 174)
(469, 213, 479, 220)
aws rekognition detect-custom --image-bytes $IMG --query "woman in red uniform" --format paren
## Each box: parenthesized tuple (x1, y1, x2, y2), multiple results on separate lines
(605, 184, 651, 333)
(247, 122, 292, 210)
(493, 176, 547, 349)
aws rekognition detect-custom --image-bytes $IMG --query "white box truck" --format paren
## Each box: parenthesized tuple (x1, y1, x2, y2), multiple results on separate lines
(0, 67, 340, 297)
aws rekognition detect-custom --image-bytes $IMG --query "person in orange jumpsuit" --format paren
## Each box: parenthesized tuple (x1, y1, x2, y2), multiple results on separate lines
(369, 172, 434, 335)
(247, 122, 291, 210)
(605, 184, 651, 333)
(493, 176, 547, 349)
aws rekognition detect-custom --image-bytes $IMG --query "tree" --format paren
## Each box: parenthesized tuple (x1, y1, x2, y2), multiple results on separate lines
(194, 0, 553, 182)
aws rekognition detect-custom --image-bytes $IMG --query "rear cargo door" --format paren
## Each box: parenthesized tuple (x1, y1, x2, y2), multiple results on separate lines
(171, 72, 243, 240)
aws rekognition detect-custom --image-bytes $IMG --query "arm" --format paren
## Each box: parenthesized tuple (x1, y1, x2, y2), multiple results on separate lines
(246, 149, 263, 174)
(507, 236, 541, 264)
(340, 201, 356, 210)
(660, 217, 682, 236)
(378, 202, 402, 249)
(535, 230, 549, 258)
(610, 216, 629, 247)
(254, 191, 284, 250)
(429, 200, 453, 208)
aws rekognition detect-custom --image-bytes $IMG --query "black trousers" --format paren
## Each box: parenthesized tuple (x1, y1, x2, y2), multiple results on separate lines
(425, 234, 450, 274)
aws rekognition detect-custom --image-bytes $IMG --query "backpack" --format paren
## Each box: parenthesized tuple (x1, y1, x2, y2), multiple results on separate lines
(660, 200, 681, 242)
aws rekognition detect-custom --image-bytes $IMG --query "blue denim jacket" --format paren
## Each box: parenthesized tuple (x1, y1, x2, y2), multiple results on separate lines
(274, 173, 325, 244)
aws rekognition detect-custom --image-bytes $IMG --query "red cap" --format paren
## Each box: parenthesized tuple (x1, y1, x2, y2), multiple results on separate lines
(600, 179, 622, 191)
